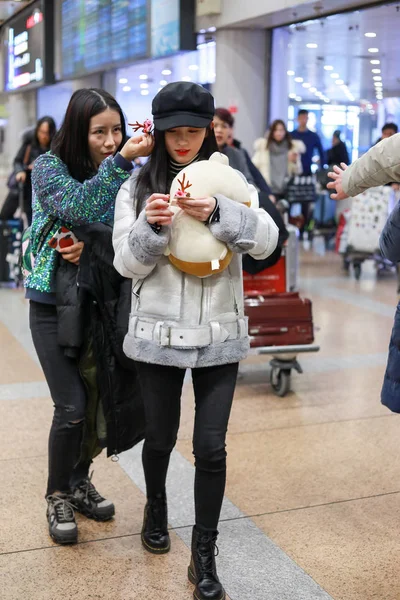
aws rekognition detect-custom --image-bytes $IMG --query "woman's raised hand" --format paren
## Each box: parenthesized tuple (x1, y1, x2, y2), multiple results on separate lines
(176, 196, 217, 222)
(327, 163, 349, 200)
(120, 133, 155, 162)
(145, 194, 174, 226)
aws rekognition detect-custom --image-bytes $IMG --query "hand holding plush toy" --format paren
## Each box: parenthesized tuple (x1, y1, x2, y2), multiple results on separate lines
(165, 152, 256, 278)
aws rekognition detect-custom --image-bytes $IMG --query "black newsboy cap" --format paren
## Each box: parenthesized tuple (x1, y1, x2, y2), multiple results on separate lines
(152, 82, 215, 131)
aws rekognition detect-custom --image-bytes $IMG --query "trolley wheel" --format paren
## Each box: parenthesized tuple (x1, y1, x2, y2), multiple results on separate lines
(270, 368, 291, 397)
(354, 263, 362, 280)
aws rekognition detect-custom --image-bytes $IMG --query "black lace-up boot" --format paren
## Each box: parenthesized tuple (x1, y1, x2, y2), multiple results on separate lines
(141, 492, 170, 554)
(188, 526, 226, 600)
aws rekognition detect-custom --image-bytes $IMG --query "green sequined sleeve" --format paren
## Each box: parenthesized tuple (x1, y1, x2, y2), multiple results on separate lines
(31, 152, 131, 226)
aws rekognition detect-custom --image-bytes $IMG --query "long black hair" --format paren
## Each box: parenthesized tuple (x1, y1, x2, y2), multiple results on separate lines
(32, 116, 56, 149)
(135, 125, 218, 206)
(52, 88, 127, 183)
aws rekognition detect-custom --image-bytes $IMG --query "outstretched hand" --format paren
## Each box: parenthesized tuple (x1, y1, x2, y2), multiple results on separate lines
(327, 163, 349, 200)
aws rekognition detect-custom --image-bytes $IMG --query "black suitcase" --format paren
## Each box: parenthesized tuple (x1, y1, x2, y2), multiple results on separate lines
(0, 183, 26, 283)
(0, 218, 24, 282)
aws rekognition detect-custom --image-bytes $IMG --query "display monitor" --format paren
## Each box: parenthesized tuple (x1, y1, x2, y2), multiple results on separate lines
(61, 0, 148, 78)
(61, 0, 196, 78)
(3, 0, 54, 92)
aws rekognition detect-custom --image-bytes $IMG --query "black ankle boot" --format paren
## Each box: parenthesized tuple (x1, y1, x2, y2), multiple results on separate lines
(141, 493, 170, 554)
(188, 526, 226, 600)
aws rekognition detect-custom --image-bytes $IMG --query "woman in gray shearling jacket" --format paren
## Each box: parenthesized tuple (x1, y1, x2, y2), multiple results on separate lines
(113, 82, 278, 600)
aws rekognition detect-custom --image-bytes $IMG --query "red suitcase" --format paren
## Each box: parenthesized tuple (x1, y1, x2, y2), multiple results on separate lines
(244, 292, 314, 348)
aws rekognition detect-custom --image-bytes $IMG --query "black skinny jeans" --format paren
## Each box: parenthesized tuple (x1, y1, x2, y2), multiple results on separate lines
(29, 301, 90, 497)
(135, 361, 238, 531)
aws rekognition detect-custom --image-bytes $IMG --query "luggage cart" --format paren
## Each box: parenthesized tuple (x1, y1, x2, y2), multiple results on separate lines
(245, 292, 320, 397)
(243, 199, 320, 397)
(252, 343, 320, 397)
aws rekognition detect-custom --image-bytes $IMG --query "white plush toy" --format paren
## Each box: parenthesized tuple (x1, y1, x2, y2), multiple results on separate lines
(165, 152, 258, 278)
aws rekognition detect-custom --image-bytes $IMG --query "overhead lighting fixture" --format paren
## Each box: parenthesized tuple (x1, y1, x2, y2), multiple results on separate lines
(139, 74, 148, 80)
(331, 73, 340, 79)
(141, 90, 150, 96)
(368, 48, 379, 53)
(122, 86, 131, 92)
(119, 78, 128, 84)
(365, 32, 377, 38)
(336, 80, 344, 85)
(287, 70, 295, 76)
(140, 83, 149, 89)
(162, 69, 172, 75)
(289, 93, 297, 99)
(159, 79, 167, 86)
(370, 59, 380, 65)
(302, 82, 311, 88)
(295, 96, 302, 102)
(373, 76, 382, 81)
(306, 43, 318, 48)
(372, 69, 381, 74)
(182, 76, 191, 82)
(207, 26, 216, 32)
(324, 99, 330, 103)
(374, 82, 383, 87)
(324, 65, 334, 71)
(310, 87, 317, 93)
(294, 77, 303, 83)
(188, 64, 199, 71)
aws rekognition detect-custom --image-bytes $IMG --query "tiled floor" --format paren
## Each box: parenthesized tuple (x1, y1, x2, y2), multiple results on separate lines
(1, 249, 399, 600)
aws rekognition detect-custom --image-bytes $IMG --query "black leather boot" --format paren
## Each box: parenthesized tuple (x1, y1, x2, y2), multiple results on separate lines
(188, 526, 226, 600)
(141, 493, 170, 554)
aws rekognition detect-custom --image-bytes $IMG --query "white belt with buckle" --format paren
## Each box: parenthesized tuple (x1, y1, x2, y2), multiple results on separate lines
(130, 317, 247, 348)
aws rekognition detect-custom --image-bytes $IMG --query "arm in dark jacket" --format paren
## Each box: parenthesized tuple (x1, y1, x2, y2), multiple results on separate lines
(315, 133, 326, 167)
(13, 141, 30, 174)
(380, 201, 400, 262)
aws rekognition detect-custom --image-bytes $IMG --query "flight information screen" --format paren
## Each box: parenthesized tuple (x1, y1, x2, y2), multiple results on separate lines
(61, 0, 148, 78)
(4, 0, 46, 91)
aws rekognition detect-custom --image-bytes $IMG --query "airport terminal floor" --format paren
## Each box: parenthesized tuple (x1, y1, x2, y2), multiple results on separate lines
(1, 248, 399, 600)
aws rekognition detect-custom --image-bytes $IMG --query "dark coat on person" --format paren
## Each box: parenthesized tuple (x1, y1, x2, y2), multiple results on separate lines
(55, 222, 145, 459)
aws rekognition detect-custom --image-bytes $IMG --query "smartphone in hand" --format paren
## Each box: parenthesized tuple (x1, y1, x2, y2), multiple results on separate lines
(48, 226, 79, 252)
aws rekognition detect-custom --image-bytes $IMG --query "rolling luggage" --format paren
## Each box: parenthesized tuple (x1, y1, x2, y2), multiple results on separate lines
(244, 291, 314, 348)
(0, 219, 23, 282)
(0, 183, 26, 284)
(243, 224, 299, 295)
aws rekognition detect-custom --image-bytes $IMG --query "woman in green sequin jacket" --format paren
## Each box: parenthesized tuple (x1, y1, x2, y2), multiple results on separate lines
(26, 88, 153, 546)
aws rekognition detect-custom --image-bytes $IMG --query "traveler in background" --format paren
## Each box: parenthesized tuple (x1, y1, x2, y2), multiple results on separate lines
(0, 117, 56, 225)
(252, 119, 305, 200)
(377, 122, 398, 144)
(291, 109, 325, 174)
(327, 130, 350, 168)
(213, 108, 254, 184)
(113, 81, 279, 600)
(27, 88, 152, 546)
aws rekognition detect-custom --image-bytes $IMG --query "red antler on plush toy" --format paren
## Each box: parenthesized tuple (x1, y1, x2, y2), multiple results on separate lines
(175, 173, 192, 198)
(128, 118, 153, 134)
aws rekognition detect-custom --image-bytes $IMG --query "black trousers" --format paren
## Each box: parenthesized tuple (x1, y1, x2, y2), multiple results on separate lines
(29, 301, 90, 496)
(135, 361, 238, 531)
